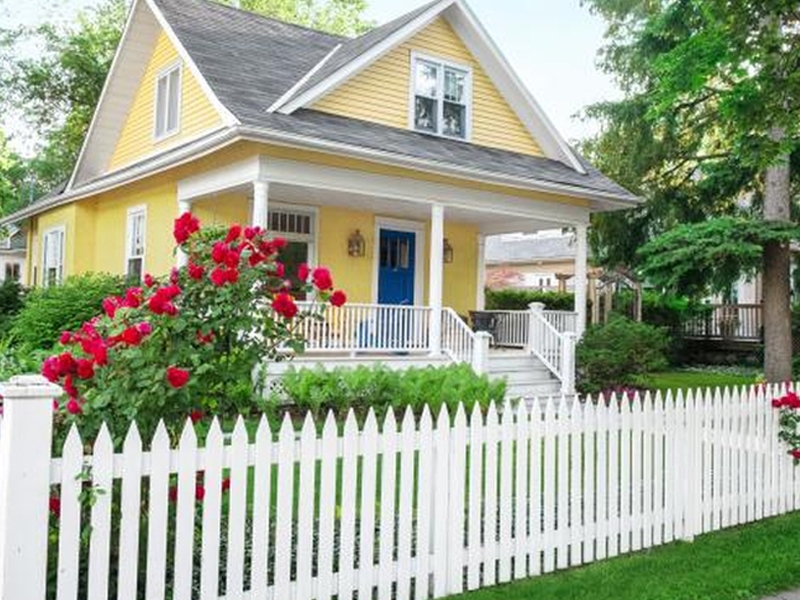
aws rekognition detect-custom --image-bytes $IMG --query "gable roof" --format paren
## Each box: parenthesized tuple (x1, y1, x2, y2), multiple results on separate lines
(486, 234, 578, 265)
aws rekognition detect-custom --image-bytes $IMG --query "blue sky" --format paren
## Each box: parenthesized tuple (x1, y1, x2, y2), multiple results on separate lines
(2, 0, 620, 151)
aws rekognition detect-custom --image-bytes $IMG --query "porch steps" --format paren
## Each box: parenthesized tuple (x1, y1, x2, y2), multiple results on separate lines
(487, 351, 561, 399)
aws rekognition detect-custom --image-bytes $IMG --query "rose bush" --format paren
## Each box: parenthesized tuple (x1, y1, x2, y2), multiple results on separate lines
(772, 388, 800, 462)
(41, 213, 345, 443)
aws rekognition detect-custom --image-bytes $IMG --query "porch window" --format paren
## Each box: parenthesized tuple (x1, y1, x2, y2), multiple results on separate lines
(412, 54, 471, 140)
(270, 207, 316, 298)
(4, 263, 20, 282)
(42, 227, 65, 287)
(155, 63, 181, 139)
(126, 206, 146, 282)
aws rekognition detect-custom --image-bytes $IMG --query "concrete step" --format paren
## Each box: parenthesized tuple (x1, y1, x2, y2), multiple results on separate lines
(506, 381, 561, 399)
(490, 369, 556, 387)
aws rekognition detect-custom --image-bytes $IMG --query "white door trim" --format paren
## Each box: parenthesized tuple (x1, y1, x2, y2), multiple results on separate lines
(372, 216, 426, 306)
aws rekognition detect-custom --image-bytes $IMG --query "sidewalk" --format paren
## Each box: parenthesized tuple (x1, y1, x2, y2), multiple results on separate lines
(762, 590, 800, 600)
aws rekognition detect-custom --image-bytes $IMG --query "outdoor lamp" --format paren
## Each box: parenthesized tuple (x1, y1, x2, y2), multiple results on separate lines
(348, 229, 366, 257)
(443, 238, 454, 264)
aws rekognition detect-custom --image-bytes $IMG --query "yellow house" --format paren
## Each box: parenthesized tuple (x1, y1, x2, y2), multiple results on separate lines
(1, 0, 638, 395)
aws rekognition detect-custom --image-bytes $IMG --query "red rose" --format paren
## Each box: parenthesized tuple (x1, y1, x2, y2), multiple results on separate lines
(225, 225, 242, 244)
(166, 366, 190, 389)
(102, 297, 120, 319)
(249, 252, 265, 267)
(272, 292, 298, 319)
(772, 398, 784, 408)
(330, 290, 347, 307)
(297, 263, 310, 282)
(58, 352, 77, 376)
(90, 341, 108, 366)
(59, 331, 73, 345)
(211, 242, 228, 264)
(272, 237, 287, 250)
(162, 285, 182, 300)
(120, 327, 142, 346)
(42, 357, 60, 382)
(224, 249, 241, 269)
(168, 486, 178, 504)
(195, 484, 206, 501)
(226, 268, 240, 284)
(792, 449, 800, 460)
(63, 375, 79, 399)
(137, 322, 152, 336)
(196, 330, 215, 345)
(190, 410, 204, 424)
(144, 273, 155, 287)
(66, 397, 82, 415)
(49, 496, 61, 518)
(188, 262, 205, 280)
(124, 287, 143, 308)
(173, 212, 200, 244)
(222, 478, 231, 492)
(244, 226, 260, 240)
(76, 359, 95, 380)
(312, 267, 333, 291)
(170, 268, 180, 285)
(210, 267, 229, 287)
(274, 262, 285, 278)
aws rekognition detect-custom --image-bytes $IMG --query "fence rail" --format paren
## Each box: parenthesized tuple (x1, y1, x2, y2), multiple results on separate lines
(683, 304, 763, 341)
(5, 378, 796, 600)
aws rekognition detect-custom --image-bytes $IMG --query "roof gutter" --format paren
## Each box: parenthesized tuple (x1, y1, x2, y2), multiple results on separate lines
(0, 124, 639, 227)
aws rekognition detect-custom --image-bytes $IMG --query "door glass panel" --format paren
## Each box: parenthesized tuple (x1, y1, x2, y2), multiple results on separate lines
(280, 241, 310, 300)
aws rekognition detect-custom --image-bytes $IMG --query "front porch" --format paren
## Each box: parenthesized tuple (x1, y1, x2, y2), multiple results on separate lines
(176, 154, 589, 395)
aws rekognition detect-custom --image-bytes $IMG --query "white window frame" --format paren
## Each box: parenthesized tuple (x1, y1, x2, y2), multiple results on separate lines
(41, 225, 65, 287)
(153, 61, 182, 141)
(408, 51, 472, 141)
(125, 205, 147, 281)
(267, 203, 319, 267)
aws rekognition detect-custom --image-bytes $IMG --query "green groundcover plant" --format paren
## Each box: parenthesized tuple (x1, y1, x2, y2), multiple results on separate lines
(37, 213, 347, 444)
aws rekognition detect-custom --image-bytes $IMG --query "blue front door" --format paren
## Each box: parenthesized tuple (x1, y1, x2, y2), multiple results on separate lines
(378, 229, 416, 305)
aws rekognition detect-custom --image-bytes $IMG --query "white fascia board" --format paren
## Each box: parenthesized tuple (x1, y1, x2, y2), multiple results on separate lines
(446, 0, 585, 173)
(67, 0, 142, 191)
(177, 156, 263, 201)
(276, 0, 456, 114)
(267, 44, 343, 113)
(144, 0, 238, 127)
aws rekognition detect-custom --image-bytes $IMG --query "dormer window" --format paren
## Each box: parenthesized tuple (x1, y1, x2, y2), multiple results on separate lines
(411, 54, 471, 140)
(155, 63, 181, 139)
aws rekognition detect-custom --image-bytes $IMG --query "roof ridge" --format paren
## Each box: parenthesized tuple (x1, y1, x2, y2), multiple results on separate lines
(159, 0, 349, 40)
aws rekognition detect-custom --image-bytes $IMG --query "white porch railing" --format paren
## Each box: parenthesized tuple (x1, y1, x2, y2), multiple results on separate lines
(483, 309, 578, 348)
(441, 307, 476, 366)
(293, 303, 431, 354)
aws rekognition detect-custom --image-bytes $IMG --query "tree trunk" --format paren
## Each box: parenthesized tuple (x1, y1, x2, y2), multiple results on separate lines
(763, 130, 792, 383)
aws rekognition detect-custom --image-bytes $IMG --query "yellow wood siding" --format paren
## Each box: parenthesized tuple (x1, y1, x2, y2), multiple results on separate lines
(109, 31, 223, 171)
(312, 18, 544, 157)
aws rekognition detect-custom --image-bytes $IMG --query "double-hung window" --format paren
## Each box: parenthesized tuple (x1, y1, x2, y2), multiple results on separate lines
(126, 206, 146, 282)
(412, 55, 471, 140)
(155, 63, 181, 139)
(42, 227, 65, 287)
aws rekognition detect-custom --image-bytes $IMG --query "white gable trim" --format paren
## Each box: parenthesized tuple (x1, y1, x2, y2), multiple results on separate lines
(275, 0, 456, 114)
(267, 43, 343, 113)
(67, 0, 239, 190)
(274, 0, 584, 173)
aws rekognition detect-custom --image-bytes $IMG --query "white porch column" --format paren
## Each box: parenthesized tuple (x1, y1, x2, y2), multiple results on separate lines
(252, 180, 269, 230)
(476, 233, 486, 310)
(176, 199, 192, 267)
(429, 204, 445, 355)
(574, 224, 589, 338)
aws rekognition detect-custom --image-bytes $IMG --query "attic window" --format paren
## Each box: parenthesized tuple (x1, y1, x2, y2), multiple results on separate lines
(155, 63, 181, 139)
(411, 54, 471, 140)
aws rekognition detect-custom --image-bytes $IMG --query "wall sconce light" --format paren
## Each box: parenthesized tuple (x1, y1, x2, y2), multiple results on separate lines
(348, 229, 366, 258)
(443, 238, 454, 264)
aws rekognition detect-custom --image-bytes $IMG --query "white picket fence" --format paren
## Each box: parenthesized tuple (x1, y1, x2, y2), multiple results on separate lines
(0, 377, 799, 599)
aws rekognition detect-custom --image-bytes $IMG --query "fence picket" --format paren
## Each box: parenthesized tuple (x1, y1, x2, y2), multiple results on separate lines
(529, 399, 543, 576)
(274, 416, 295, 599)
(56, 426, 83, 600)
(514, 401, 530, 579)
(87, 424, 113, 600)
(117, 424, 142, 600)
(316, 413, 337, 600)
(631, 395, 643, 552)
(595, 398, 608, 561)
(173, 421, 197, 600)
(542, 397, 556, 572)
(653, 393, 665, 547)
(226, 418, 249, 599)
(556, 398, 569, 570)
(607, 395, 620, 559)
(498, 401, 514, 581)
(483, 403, 499, 585)
(296, 414, 317, 600)
(569, 399, 582, 567)
(145, 422, 170, 600)
(619, 397, 632, 555)
(415, 407, 434, 600)
(200, 420, 224, 600)
(396, 409, 416, 600)
(339, 411, 359, 599)
(447, 405, 467, 594)
(642, 393, 654, 550)
(358, 410, 378, 600)
(583, 400, 596, 564)
(467, 403, 484, 590)
(432, 406, 451, 597)
(250, 416, 272, 600)
(379, 410, 399, 600)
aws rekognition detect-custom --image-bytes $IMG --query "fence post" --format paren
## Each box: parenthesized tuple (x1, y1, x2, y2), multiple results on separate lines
(527, 302, 546, 355)
(560, 333, 577, 395)
(681, 391, 701, 542)
(471, 331, 492, 375)
(0, 375, 62, 599)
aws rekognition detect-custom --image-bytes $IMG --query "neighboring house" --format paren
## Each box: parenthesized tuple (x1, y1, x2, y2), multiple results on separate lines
(0, 0, 638, 395)
(0, 226, 27, 284)
(485, 231, 582, 292)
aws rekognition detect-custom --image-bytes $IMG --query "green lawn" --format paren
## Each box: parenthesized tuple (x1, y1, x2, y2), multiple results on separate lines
(636, 369, 756, 393)
(449, 512, 800, 600)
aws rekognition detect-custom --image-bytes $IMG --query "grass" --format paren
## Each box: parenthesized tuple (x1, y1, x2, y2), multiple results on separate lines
(449, 511, 800, 600)
(636, 369, 756, 393)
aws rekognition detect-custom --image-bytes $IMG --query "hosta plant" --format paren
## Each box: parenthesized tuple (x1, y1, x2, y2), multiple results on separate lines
(40, 213, 346, 444)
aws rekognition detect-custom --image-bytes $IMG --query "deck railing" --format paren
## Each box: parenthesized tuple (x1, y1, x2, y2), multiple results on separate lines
(483, 309, 578, 348)
(682, 304, 762, 341)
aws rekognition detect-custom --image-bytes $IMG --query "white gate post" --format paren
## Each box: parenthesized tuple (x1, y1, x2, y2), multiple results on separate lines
(471, 331, 492, 375)
(560, 332, 577, 395)
(0, 375, 62, 599)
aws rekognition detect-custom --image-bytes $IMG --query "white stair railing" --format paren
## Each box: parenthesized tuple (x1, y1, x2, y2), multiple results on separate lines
(527, 303, 577, 394)
(542, 310, 578, 335)
(441, 308, 476, 367)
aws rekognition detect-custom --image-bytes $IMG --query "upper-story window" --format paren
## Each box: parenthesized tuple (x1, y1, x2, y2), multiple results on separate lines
(42, 226, 65, 287)
(411, 54, 471, 140)
(126, 206, 146, 282)
(155, 63, 181, 139)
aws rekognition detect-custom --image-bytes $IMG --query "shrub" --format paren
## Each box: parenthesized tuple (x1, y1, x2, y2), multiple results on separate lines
(0, 278, 26, 337)
(9, 273, 127, 350)
(268, 363, 506, 422)
(39, 216, 346, 444)
(577, 315, 670, 394)
(485, 288, 575, 311)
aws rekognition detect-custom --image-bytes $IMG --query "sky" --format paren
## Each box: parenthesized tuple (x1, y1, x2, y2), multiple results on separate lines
(1, 0, 621, 152)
